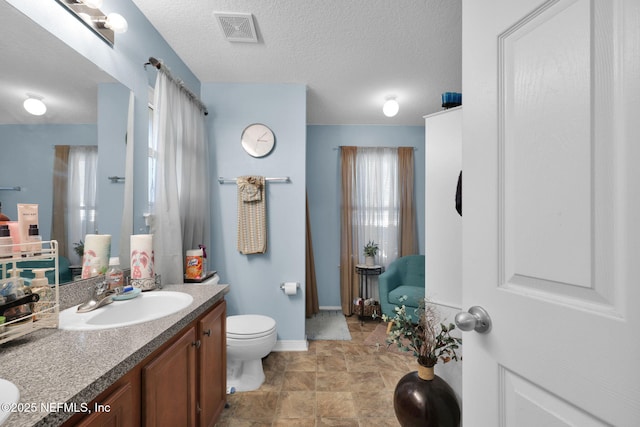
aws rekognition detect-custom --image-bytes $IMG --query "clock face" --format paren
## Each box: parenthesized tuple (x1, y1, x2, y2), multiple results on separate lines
(241, 123, 275, 158)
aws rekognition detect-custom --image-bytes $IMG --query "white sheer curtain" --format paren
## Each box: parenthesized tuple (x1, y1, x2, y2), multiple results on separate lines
(354, 147, 399, 268)
(67, 146, 98, 264)
(151, 71, 210, 284)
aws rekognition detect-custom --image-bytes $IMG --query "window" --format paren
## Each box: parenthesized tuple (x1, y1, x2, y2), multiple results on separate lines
(353, 147, 399, 266)
(67, 146, 98, 261)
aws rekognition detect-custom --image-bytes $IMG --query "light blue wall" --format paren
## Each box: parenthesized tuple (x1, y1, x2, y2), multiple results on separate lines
(0, 124, 97, 240)
(202, 83, 307, 342)
(306, 125, 426, 307)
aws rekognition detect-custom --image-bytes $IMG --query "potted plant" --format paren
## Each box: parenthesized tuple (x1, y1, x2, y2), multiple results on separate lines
(382, 298, 462, 427)
(363, 240, 379, 266)
(73, 240, 84, 258)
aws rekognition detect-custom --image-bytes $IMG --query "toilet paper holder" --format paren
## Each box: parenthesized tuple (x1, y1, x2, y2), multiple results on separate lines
(280, 282, 299, 294)
(280, 282, 299, 290)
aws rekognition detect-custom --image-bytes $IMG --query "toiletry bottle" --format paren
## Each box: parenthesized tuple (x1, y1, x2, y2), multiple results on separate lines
(199, 244, 208, 278)
(30, 268, 53, 320)
(0, 224, 12, 258)
(106, 257, 124, 290)
(26, 224, 42, 256)
(0, 202, 9, 221)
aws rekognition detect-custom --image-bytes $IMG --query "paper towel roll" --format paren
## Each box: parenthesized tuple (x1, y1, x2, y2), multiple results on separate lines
(282, 282, 298, 296)
(81, 234, 111, 278)
(130, 234, 154, 279)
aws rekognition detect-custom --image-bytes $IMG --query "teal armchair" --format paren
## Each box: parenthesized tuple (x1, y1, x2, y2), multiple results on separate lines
(378, 255, 425, 323)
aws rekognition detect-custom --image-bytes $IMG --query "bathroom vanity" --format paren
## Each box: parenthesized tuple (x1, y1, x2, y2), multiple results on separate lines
(0, 283, 228, 427)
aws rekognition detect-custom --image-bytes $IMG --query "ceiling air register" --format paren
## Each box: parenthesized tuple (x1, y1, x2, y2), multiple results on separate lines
(214, 12, 258, 43)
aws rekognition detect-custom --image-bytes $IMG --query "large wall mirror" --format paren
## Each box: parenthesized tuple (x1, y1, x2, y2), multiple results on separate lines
(0, 1, 131, 284)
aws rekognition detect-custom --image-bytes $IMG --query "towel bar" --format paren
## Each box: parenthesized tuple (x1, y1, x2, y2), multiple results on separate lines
(218, 176, 290, 184)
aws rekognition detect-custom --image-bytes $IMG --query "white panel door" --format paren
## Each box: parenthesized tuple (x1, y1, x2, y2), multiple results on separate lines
(461, 0, 640, 425)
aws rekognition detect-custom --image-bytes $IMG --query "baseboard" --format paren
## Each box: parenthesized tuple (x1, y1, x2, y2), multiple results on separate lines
(319, 306, 342, 311)
(273, 340, 308, 352)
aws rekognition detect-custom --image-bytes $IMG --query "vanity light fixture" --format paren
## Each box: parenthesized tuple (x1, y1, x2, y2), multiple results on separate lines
(57, 0, 128, 46)
(383, 96, 399, 117)
(23, 96, 47, 116)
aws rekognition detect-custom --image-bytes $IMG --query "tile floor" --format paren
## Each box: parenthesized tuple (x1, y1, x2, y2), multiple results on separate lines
(216, 315, 414, 427)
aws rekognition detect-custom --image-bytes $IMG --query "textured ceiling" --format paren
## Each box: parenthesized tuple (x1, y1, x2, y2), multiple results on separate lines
(130, 0, 462, 125)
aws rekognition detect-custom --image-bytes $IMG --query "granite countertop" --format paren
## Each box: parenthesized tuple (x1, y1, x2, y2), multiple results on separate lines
(0, 282, 229, 427)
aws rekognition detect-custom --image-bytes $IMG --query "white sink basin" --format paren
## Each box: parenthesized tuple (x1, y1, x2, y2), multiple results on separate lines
(59, 291, 193, 331)
(0, 378, 19, 425)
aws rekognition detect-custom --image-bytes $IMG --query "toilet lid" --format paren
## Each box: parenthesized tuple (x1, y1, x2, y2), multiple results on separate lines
(227, 315, 276, 338)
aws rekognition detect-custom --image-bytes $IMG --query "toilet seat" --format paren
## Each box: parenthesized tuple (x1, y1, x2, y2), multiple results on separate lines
(227, 315, 276, 340)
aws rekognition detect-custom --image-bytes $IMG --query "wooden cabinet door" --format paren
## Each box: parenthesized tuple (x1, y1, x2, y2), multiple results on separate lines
(198, 300, 226, 427)
(76, 382, 135, 427)
(143, 326, 197, 427)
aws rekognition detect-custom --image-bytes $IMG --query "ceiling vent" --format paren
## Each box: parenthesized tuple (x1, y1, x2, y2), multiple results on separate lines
(213, 12, 258, 43)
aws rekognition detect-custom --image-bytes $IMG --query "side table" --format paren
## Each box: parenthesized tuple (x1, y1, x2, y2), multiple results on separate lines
(354, 264, 384, 322)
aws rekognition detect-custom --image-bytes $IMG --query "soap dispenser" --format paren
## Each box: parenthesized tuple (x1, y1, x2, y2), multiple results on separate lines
(30, 268, 53, 319)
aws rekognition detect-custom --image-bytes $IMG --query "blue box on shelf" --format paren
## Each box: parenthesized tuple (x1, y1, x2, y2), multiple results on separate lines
(441, 92, 462, 108)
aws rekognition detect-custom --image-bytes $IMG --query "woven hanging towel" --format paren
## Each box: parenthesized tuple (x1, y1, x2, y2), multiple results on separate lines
(237, 176, 267, 254)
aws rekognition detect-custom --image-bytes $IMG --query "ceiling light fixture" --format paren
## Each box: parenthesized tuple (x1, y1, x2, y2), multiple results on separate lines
(23, 96, 47, 116)
(383, 96, 399, 117)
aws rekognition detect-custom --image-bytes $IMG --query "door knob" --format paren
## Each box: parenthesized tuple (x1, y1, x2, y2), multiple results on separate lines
(455, 306, 492, 334)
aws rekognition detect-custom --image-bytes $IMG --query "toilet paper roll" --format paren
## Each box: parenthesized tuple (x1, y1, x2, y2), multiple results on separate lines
(130, 234, 154, 279)
(81, 234, 111, 278)
(283, 282, 298, 296)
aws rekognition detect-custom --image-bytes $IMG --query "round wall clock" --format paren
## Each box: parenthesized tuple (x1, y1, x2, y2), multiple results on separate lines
(241, 123, 275, 158)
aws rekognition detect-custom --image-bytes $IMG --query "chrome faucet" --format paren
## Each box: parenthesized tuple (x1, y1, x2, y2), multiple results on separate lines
(76, 281, 114, 313)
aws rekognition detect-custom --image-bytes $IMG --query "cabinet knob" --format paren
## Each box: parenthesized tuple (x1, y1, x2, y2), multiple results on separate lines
(192, 340, 201, 349)
(203, 329, 211, 337)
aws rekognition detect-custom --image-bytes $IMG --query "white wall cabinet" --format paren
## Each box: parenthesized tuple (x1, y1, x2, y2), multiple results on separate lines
(424, 106, 462, 397)
(425, 106, 462, 308)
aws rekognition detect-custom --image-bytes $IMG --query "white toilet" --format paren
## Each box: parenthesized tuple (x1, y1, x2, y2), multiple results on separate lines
(226, 314, 277, 392)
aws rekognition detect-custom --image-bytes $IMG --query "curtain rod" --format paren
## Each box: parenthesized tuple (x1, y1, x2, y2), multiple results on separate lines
(144, 57, 209, 116)
(332, 146, 417, 151)
(218, 176, 291, 184)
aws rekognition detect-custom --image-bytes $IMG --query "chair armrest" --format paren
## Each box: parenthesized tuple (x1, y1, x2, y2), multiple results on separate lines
(378, 264, 401, 296)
